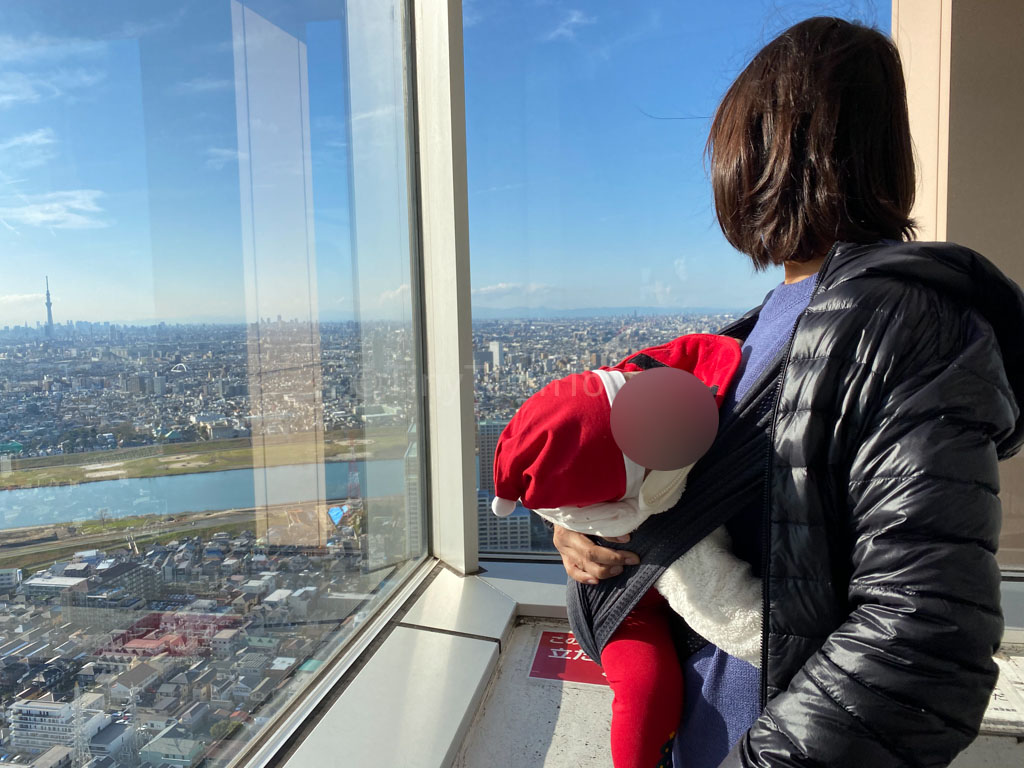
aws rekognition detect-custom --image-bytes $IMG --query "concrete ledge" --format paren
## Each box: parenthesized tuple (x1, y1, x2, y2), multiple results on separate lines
(477, 560, 569, 619)
(401, 566, 518, 647)
(282, 626, 498, 768)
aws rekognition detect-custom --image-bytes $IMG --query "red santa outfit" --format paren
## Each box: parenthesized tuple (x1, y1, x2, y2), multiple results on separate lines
(491, 334, 763, 768)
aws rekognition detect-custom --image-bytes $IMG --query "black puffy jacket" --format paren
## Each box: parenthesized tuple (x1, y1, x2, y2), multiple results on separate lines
(569, 240, 1024, 767)
(721, 239, 1024, 767)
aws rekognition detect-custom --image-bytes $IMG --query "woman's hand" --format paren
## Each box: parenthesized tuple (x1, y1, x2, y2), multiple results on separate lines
(552, 525, 640, 585)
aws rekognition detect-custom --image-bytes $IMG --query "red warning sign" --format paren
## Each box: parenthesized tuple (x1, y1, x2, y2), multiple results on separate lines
(529, 630, 608, 686)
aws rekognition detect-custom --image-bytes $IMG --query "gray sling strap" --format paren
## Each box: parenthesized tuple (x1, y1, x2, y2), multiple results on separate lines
(566, 345, 781, 664)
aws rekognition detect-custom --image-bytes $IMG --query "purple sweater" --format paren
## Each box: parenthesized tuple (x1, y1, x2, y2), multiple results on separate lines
(672, 274, 817, 768)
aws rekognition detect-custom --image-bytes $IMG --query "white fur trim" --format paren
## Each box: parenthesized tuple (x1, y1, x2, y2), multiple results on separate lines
(491, 497, 517, 517)
(533, 497, 645, 538)
(592, 369, 644, 499)
(639, 466, 691, 515)
(592, 367, 625, 408)
(654, 526, 763, 666)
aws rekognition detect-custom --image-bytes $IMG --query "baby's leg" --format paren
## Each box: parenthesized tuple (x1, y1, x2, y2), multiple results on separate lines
(601, 588, 683, 768)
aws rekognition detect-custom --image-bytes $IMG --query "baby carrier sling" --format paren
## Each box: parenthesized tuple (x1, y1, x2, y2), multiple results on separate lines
(566, 312, 781, 664)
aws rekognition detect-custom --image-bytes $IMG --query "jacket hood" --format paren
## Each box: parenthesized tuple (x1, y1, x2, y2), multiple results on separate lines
(824, 240, 1024, 458)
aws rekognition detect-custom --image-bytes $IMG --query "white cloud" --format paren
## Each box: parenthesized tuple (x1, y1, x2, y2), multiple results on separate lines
(641, 279, 674, 306)
(590, 9, 662, 62)
(0, 128, 57, 170)
(473, 282, 518, 297)
(0, 34, 106, 64)
(463, 0, 485, 28)
(378, 283, 410, 304)
(0, 14, 182, 63)
(543, 10, 596, 41)
(0, 34, 107, 109)
(0, 68, 105, 109)
(0, 189, 107, 229)
(472, 282, 554, 299)
(474, 182, 525, 195)
(174, 76, 233, 95)
(120, 8, 188, 40)
(0, 293, 44, 307)
(0, 128, 55, 152)
(0, 72, 44, 107)
(674, 257, 689, 283)
(352, 106, 396, 123)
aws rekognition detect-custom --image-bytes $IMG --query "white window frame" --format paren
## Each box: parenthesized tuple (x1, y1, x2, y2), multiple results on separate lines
(414, 0, 478, 576)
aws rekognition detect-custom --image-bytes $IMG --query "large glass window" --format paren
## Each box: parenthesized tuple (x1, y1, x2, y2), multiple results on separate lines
(0, 0, 426, 764)
(463, 1, 891, 554)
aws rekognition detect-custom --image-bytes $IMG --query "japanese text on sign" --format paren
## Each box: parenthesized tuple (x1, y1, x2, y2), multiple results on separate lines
(529, 630, 608, 686)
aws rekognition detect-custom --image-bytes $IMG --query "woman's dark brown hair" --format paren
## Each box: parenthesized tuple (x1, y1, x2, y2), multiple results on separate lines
(707, 17, 916, 269)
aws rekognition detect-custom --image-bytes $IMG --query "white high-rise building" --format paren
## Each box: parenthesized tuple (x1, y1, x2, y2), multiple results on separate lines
(488, 340, 504, 369)
(477, 493, 531, 551)
(476, 420, 507, 496)
(0, 567, 22, 590)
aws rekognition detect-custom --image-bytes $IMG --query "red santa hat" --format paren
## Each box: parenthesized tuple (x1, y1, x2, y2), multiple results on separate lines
(491, 369, 640, 517)
(491, 334, 742, 517)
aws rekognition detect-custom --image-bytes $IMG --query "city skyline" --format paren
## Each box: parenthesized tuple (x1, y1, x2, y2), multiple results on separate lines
(4, 275, 750, 332)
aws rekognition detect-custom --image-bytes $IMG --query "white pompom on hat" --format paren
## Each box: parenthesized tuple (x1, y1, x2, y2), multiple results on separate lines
(491, 497, 518, 517)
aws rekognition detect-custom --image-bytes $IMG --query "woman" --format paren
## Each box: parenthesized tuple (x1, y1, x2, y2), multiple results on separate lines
(553, 17, 1024, 768)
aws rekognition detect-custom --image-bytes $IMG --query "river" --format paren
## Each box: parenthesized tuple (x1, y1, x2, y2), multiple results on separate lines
(0, 459, 407, 531)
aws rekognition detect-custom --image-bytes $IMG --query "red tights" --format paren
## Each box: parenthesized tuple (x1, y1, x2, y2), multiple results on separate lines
(600, 588, 683, 768)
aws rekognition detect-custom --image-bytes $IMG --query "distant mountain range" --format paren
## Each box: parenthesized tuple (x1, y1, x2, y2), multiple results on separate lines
(63, 305, 745, 326)
(469, 305, 744, 319)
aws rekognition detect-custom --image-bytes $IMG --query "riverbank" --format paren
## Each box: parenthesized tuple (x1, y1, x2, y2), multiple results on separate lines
(0, 493, 387, 577)
(1, 428, 411, 491)
(0, 507, 251, 575)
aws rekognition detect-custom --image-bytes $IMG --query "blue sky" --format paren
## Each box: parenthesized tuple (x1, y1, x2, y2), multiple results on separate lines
(0, 0, 889, 327)
(463, 0, 890, 313)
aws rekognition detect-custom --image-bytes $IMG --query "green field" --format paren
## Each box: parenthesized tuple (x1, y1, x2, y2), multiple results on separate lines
(2, 427, 411, 491)
(77, 514, 170, 535)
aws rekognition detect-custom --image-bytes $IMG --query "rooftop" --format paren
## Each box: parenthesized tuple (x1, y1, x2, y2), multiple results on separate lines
(23, 576, 87, 588)
(91, 722, 129, 747)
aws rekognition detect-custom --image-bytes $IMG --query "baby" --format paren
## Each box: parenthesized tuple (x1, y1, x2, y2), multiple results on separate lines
(491, 334, 762, 768)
